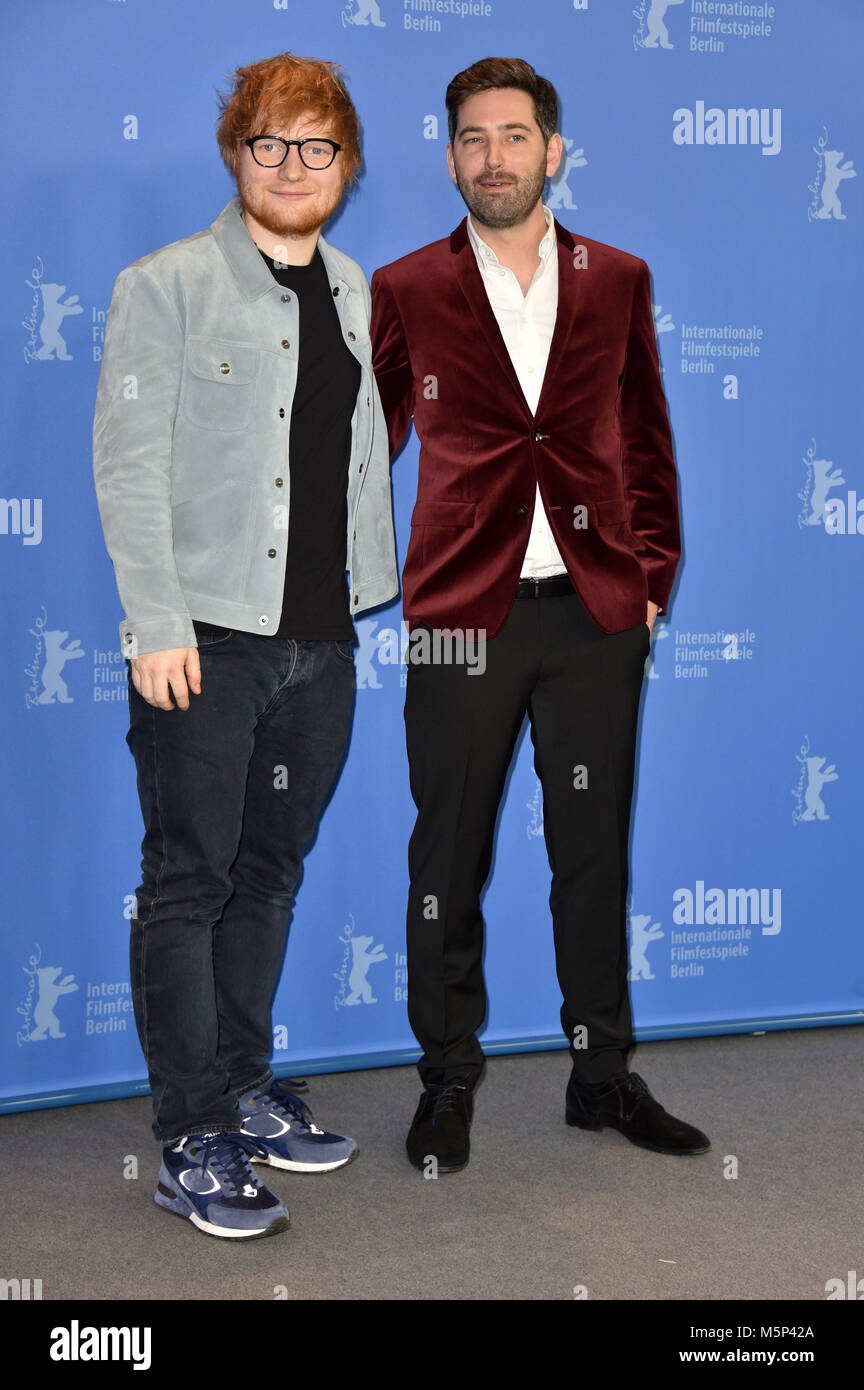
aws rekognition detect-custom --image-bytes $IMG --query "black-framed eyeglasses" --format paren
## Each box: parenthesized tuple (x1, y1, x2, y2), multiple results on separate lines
(245, 136, 342, 170)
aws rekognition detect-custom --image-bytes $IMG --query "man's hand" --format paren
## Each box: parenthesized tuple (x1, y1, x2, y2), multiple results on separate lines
(130, 647, 201, 711)
(646, 601, 660, 634)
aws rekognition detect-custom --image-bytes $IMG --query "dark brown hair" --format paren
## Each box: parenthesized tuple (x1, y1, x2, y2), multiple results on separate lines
(216, 53, 362, 183)
(445, 57, 559, 145)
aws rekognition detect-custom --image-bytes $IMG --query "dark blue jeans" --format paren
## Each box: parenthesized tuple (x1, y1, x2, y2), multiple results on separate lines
(125, 623, 356, 1143)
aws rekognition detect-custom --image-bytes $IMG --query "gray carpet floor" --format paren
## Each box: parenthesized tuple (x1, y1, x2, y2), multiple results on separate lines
(2, 1026, 861, 1301)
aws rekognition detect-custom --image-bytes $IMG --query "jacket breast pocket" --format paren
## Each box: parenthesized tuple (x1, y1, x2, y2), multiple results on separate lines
(344, 318, 371, 352)
(179, 339, 260, 432)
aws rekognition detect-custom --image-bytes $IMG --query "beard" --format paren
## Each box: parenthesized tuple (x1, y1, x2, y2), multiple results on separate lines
(237, 170, 344, 241)
(452, 153, 548, 230)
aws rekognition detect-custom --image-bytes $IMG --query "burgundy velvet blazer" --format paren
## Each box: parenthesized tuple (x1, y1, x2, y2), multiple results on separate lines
(370, 217, 680, 638)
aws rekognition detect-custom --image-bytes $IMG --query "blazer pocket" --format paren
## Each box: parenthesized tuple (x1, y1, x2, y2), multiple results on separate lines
(180, 339, 260, 432)
(591, 498, 629, 528)
(410, 500, 476, 528)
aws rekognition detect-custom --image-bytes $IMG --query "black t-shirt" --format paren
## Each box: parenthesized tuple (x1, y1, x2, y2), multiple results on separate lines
(259, 246, 361, 640)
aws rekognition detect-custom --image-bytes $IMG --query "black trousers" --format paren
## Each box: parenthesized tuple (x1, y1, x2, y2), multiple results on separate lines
(404, 587, 651, 1087)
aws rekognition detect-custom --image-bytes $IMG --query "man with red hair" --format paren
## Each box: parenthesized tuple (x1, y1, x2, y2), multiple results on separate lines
(94, 54, 397, 1239)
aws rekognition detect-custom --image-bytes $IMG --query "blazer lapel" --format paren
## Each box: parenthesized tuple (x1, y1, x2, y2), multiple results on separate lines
(450, 218, 581, 422)
(450, 220, 532, 421)
(535, 220, 579, 418)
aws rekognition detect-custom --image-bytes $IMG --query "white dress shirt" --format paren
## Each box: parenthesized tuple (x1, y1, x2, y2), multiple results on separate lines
(466, 205, 567, 579)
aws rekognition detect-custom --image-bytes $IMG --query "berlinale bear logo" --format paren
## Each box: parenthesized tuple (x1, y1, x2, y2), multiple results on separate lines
(628, 914, 664, 981)
(344, 936, 388, 1005)
(31, 281, 83, 361)
(31, 967, 79, 1039)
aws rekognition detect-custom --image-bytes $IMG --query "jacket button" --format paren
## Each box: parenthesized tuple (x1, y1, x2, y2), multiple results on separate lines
(332, 286, 340, 297)
(281, 293, 291, 303)
(516, 503, 529, 517)
(278, 408, 285, 418)
(532, 428, 543, 442)
(353, 595, 358, 605)
(347, 331, 356, 341)
(267, 548, 277, 558)
(275, 478, 283, 487)
(258, 616, 269, 626)
(219, 363, 230, 374)
(281, 340, 290, 350)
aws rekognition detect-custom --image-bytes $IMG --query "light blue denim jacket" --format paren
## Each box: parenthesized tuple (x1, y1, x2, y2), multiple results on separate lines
(93, 198, 398, 656)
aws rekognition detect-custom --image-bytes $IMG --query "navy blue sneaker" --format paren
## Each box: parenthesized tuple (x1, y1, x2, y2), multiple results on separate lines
(155, 1131, 290, 1239)
(239, 1080, 358, 1173)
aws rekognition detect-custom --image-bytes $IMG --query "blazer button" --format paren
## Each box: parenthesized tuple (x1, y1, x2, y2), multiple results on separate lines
(219, 363, 230, 374)
(267, 548, 277, 558)
(332, 286, 340, 297)
(281, 293, 291, 303)
(532, 428, 544, 442)
(347, 331, 356, 341)
(516, 503, 529, 517)
(275, 478, 283, 487)
(278, 408, 285, 418)
(258, 615, 269, 626)
(281, 340, 290, 349)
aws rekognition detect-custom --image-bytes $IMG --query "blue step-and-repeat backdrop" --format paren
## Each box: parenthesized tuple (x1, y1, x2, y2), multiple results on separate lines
(2, 0, 861, 1112)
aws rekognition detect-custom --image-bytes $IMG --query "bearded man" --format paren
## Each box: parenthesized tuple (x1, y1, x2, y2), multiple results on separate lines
(371, 57, 709, 1174)
(93, 52, 396, 1239)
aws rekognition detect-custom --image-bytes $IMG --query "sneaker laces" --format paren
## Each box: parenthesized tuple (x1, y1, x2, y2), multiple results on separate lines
(261, 1081, 325, 1135)
(187, 1132, 269, 1195)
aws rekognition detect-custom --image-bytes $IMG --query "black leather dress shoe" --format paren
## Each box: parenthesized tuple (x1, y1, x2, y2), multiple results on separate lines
(406, 1081, 474, 1173)
(566, 1070, 710, 1155)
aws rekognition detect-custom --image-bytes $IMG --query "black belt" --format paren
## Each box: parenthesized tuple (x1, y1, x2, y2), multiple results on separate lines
(514, 574, 575, 600)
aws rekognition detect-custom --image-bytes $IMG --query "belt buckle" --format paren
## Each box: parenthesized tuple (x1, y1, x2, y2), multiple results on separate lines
(531, 577, 542, 599)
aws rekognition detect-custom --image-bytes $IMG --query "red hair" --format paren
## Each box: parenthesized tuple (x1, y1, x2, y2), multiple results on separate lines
(217, 52, 362, 183)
